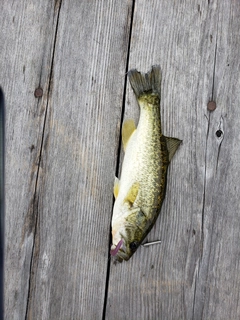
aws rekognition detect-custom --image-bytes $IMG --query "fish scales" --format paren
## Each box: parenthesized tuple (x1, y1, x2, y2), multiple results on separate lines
(130, 96, 168, 212)
(110, 65, 181, 261)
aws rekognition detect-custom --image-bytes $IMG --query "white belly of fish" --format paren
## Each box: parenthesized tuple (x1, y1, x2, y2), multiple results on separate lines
(112, 128, 143, 222)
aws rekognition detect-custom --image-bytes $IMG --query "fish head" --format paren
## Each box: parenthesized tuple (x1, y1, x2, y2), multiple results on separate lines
(111, 207, 151, 261)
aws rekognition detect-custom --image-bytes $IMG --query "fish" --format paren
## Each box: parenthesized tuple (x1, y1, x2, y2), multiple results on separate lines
(110, 65, 182, 262)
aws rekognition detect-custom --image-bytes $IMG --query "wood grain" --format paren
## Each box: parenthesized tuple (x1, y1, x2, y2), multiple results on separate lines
(106, 1, 240, 319)
(2, 0, 240, 319)
(25, 0, 131, 319)
(1, 1, 59, 319)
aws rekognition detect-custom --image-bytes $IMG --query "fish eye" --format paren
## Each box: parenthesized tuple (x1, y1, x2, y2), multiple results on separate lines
(129, 241, 139, 252)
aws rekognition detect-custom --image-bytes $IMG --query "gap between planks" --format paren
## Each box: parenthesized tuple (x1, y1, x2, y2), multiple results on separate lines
(101, 1, 136, 319)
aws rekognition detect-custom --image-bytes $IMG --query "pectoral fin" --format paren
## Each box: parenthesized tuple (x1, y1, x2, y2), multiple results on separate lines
(165, 136, 182, 161)
(124, 182, 139, 205)
(122, 119, 136, 151)
(113, 177, 120, 199)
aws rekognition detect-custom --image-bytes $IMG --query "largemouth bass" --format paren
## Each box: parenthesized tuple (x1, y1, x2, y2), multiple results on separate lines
(111, 65, 181, 262)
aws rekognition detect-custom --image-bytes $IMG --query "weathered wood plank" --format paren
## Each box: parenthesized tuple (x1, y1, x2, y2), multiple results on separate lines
(3, 0, 240, 319)
(25, 0, 131, 319)
(193, 1, 240, 318)
(0, 1, 59, 319)
(106, 1, 240, 319)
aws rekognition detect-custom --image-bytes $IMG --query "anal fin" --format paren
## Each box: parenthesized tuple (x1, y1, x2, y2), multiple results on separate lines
(165, 136, 182, 161)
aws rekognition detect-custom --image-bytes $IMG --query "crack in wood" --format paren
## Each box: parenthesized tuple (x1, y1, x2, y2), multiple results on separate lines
(193, 114, 224, 319)
(211, 35, 218, 100)
(192, 112, 211, 319)
(192, 7, 220, 319)
(211, 4, 220, 101)
(24, 1, 63, 319)
(215, 116, 224, 174)
(191, 270, 198, 320)
(200, 112, 210, 260)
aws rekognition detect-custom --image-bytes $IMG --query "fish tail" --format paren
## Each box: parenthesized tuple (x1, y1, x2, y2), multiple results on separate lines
(128, 65, 162, 98)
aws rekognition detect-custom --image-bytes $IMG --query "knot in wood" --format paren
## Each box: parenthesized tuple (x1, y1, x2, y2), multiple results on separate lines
(216, 130, 223, 138)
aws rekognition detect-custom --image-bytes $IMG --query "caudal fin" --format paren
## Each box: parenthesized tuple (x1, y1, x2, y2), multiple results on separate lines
(128, 65, 162, 98)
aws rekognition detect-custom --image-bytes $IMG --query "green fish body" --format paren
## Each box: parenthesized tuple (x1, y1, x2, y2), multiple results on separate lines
(111, 65, 181, 261)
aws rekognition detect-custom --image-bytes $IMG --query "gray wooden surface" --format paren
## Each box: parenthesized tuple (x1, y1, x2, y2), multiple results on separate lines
(1, 0, 240, 319)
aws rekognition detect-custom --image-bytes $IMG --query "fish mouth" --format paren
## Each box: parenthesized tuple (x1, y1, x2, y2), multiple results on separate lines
(110, 239, 131, 262)
(110, 239, 123, 256)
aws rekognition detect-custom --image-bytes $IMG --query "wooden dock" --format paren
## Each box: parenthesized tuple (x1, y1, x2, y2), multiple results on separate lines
(1, 0, 240, 319)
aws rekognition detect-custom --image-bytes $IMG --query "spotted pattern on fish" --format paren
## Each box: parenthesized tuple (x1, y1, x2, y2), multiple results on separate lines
(110, 65, 182, 261)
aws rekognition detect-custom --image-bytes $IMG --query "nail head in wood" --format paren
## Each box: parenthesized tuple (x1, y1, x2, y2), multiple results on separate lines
(207, 101, 216, 111)
(34, 87, 43, 98)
